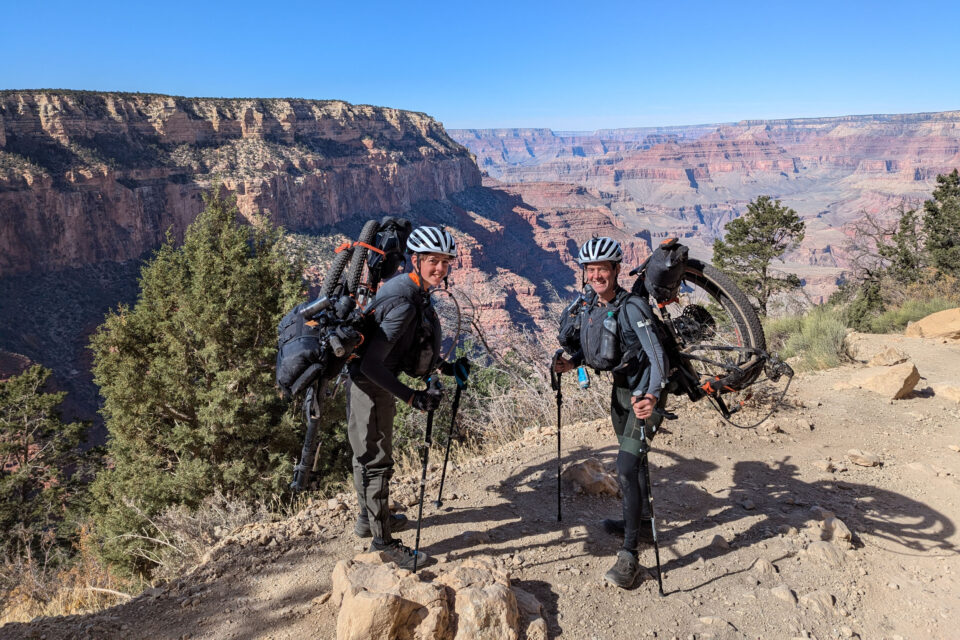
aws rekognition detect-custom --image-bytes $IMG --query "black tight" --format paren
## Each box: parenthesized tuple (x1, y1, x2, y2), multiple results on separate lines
(616, 449, 652, 552)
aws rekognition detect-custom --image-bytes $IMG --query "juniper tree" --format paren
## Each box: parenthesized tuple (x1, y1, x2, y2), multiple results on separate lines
(712, 196, 806, 316)
(0, 365, 95, 561)
(89, 189, 305, 575)
(923, 169, 960, 276)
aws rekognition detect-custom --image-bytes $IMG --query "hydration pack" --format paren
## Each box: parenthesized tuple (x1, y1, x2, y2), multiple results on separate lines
(579, 290, 630, 372)
(556, 284, 596, 356)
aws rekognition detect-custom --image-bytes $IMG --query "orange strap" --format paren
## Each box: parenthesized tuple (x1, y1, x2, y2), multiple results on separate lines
(355, 241, 384, 255)
(334, 240, 384, 255)
(657, 297, 679, 308)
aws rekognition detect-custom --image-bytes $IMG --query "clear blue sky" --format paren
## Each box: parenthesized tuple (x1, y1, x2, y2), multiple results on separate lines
(2, 0, 958, 130)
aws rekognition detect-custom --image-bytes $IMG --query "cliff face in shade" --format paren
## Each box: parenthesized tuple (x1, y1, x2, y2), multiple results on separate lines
(0, 91, 480, 276)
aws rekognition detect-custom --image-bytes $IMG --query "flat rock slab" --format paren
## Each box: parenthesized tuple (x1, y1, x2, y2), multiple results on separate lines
(561, 457, 618, 496)
(847, 449, 882, 467)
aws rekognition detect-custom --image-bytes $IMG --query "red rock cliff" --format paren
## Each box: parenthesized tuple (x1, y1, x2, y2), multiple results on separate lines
(0, 91, 481, 276)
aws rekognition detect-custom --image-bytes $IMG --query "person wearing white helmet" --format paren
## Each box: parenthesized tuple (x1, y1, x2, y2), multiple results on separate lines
(554, 236, 669, 588)
(346, 224, 469, 571)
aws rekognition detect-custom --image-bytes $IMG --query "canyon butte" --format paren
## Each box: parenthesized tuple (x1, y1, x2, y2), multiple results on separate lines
(2, 91, 960, 421)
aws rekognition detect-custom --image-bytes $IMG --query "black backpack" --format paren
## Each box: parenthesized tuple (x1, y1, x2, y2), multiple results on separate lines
(641, 238, 689, 304)
(275, 301, 325, 398)
(275, 216, 412, 399)
(366, 217, 412, 288)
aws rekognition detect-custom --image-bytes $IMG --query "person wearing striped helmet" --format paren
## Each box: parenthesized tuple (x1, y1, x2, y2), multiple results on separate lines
(346, 225, 468, 571)
(554, 235, 669, 588)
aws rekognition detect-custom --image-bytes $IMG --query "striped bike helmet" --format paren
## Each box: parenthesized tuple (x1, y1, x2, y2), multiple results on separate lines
(577, 236, 623, 264)
(406, 226, 457, 258)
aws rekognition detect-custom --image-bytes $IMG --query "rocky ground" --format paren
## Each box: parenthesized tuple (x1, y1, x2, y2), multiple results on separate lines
(3, 331, 959, 640)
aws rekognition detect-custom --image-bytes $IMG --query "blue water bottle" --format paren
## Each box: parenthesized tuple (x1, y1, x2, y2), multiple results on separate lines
(576, 366, 590, 390)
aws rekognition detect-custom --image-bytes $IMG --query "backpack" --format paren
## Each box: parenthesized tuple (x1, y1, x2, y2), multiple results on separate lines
(275, 216, 412, 399)
(275, 302, 326, 398)
(578, 289, 638, 372)
(366, 217, 412, 289)
(641, 238, 689, 304)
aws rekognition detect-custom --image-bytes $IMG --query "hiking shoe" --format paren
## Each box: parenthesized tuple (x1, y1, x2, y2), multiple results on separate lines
(601, 519, 655, 544)
(369, 538, 432, 571)
(604, 549, 641, 589)
(354, 513, 410, 538)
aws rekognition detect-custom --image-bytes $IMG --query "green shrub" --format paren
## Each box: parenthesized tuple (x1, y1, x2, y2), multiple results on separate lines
(777, 306, 848, 371)
(865, 297, 958, 334)
(763, 314, 803, 353)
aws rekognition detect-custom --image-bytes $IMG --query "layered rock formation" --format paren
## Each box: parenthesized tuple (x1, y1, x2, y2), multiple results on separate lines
(0, 91, 480, 276)
(452, 112, 960, 303)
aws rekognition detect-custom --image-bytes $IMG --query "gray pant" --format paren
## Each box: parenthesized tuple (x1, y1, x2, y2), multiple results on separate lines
(347, 374, 396, 542)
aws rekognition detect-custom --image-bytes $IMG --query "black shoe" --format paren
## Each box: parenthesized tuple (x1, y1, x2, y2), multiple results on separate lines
(369, 538, 432, 571)
(601, 519, 655, 544)
(354, 513, 409, 538)
(604, 550, 641, 589)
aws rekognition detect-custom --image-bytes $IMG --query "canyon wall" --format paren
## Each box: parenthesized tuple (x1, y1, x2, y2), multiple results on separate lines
(0, 91, 481, 276)
(451, 111, 960, 303)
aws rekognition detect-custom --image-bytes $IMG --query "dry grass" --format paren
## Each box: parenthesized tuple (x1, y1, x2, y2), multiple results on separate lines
(0, 525, 139, 625)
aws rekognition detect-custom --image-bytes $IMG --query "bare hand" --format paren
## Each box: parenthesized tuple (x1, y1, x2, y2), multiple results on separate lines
(553, 356, 575, 373)
(631, 394, 657, 420)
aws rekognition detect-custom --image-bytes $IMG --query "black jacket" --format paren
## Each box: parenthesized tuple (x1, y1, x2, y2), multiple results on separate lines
(350, 273, 441, 402)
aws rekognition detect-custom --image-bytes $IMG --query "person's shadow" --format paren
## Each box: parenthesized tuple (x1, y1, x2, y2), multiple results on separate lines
(421, 441, 958, 601)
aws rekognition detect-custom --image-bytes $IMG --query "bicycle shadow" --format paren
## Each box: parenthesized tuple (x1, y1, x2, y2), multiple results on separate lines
(422, 440, 958, 587)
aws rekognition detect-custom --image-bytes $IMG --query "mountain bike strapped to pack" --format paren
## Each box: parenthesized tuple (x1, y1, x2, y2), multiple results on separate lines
(557, 239, 794, 428)
(629, 241, 794, 427)
(282, 217, 412, 492)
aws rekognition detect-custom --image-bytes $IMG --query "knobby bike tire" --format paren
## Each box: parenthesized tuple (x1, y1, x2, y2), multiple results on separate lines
(321, 247, 353, 299)
(346, 219, 381, 294)
(677, 259, 766, 388)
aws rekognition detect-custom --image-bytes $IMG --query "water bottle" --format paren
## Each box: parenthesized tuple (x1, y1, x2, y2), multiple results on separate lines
(600, 311, 618, 362)
(576, 366, 590, 389)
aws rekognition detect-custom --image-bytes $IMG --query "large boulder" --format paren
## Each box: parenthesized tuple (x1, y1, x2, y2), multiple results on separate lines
(837, 362, 920, 399)
(905, 307, 960, 341)
(561, 457, 618, 496)
(331, 553, 545, 640)
(842, 331, 873, 362)
(332, 552, 451, 640)
(435, 557, 521, 640)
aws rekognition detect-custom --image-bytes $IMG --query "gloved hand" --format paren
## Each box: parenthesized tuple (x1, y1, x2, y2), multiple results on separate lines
(411, 386, 443, 412)
(452, 356, 470, 388)
(440, 356, 471, 388)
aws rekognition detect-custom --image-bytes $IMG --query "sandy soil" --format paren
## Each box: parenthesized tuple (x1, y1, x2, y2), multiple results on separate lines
(3, 333, 959, 640)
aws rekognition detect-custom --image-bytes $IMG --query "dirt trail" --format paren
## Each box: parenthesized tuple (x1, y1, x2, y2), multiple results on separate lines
(4, 333, 959, 640)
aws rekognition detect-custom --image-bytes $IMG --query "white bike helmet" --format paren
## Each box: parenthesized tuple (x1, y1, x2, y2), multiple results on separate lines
(406, 226, 457, 258)
(577, 236, 623, 264)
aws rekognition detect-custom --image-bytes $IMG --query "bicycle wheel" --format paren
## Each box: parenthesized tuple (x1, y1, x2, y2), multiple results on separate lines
(321, 245, 352, 299)
(346, 219, 381, 294)
(659, 258, 766, 390)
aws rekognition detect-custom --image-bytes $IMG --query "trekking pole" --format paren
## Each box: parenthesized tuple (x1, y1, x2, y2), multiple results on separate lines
(413, 375, 442, 572)
(290, 380, 324, 493)
(550, 349, 564, 522)
(640, 420, 665, 597)
(434, 377, 464, 508)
